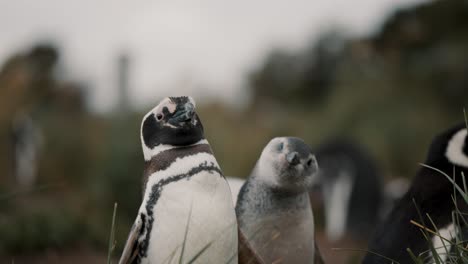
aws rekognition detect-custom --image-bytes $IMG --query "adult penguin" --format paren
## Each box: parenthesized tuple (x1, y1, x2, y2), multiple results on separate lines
(119, 96, 238, 264)
(363, 123, 468, 264)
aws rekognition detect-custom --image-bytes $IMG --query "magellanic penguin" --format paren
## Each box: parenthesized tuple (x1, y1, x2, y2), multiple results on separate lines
(363, 123, 468, 264)
(236, 137, 324, 264)
(118, 96, 238, 264)
(11, 112, 42, 189)
(314, 139, 383, 242)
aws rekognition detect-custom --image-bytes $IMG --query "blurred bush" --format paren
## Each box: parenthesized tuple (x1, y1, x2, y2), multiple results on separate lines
(0, 43, 142, 255)
(248, 0, 468, 177)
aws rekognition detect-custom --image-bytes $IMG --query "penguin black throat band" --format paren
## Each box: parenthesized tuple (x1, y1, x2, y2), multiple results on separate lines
(134, 161, 223, 263)
(142, 144, 213, 190)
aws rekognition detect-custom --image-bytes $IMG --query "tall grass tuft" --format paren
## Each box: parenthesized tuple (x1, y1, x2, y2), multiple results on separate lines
(107, 202, 118, 264)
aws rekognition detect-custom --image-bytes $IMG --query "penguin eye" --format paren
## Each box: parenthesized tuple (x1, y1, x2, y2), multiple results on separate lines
(156, 113, 164, 121)
(307, 159, 312, 167)
(277, 142, 284, 151)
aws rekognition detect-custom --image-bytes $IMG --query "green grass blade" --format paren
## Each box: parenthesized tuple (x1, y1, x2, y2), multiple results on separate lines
(412, 199, 429, 236)
(222, 221, 240, 264)
(452, 196, 468, 228)
(450, 213, 464, 263)
(453, 167, 458, 201)
(107, 202, 118, 264)
(162, 245, 181, 264)
(179, 202, 194, 264)
(463, 108, 467, 129)
(462, 171, 467, 195)
(332, 248, 400, 264)
(425, 214, 448, 264)
(411, 202, 442, 264)
(410, 220, 456, 249)
(421, 229, 441, 264)
(225, 251, 238, 264)
(420, 164, 468, 204)
(186, 241, 213, 264)
(407, 248, 423, 264)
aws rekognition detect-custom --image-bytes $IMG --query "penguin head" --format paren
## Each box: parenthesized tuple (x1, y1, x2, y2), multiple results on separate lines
(255, 137, 319, 192)
(425, 123, 468, 171)
(140, 96, 204, 158)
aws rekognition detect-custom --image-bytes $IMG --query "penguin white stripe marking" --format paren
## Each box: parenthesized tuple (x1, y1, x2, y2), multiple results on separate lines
(155, 97, 176, 114)
(141, 139, 209, 161)
(446, 129, 468, 167)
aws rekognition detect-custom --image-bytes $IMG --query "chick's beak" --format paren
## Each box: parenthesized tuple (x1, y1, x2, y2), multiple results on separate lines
(286, 152, 300, 166)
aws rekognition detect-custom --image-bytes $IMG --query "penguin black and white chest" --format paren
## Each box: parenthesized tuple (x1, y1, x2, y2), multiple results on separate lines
(236, 137, 324, 264)
(363, 123, 468, 264)
(119, 97, 238, 264)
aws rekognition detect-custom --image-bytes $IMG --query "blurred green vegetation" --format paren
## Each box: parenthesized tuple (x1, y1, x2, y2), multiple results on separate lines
(248, 0, 467, 177)
(0, 0, 467, 260)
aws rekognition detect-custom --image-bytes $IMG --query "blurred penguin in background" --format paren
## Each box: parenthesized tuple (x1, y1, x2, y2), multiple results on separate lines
(11, 112, 42, 189)
(315, 139, 384, 242)
(380, 177, 410, 219)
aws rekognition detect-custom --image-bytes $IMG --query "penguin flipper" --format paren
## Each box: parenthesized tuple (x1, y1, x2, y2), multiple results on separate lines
(119, 217, 143, 264)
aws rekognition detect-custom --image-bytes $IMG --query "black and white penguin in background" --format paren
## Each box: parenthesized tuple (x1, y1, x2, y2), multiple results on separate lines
(236, 137, 324, 264)
(11, 112, 43, 189)
(118, 97, 238, 264)
(314, 139, 384, 242)
(363, 123, 468, 264)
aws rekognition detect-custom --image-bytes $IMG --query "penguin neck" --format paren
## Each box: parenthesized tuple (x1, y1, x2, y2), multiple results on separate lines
(248, 178, 312, 215)
(144, 142, 213, 172)
(142, 141, 216, 192)
(265, 185, 311, 213)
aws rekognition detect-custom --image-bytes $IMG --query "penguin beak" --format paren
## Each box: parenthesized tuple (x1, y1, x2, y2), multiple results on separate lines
(171, 102, 195, 123)
(286, 152, 300, 166)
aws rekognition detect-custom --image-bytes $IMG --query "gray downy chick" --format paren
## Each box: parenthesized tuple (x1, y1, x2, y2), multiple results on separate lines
(236, 137, 323, 264)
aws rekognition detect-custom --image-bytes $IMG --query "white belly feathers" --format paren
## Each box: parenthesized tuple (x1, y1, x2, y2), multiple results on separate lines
(139, 152, 238, 264)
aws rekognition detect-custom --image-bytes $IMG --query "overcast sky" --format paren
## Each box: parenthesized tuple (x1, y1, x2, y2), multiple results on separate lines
(0, 0, 426, 112)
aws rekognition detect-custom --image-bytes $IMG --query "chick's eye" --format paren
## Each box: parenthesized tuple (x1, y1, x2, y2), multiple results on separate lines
(156, 113, 163, 121)
(307, 159, 312, 167)
(277, 142, 284, 151)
